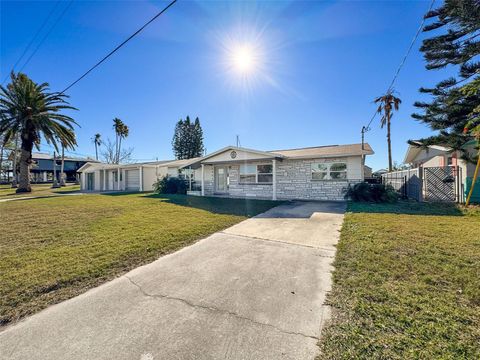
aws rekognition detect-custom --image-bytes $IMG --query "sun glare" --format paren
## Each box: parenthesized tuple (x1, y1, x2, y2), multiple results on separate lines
(231, 44, 257, 74)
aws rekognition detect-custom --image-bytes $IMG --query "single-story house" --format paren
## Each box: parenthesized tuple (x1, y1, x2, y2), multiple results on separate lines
(77, 157, 201, 192)
(78, 143, 374, 201)
(404, 140, 477, 181)
(403, 140, 479, 202)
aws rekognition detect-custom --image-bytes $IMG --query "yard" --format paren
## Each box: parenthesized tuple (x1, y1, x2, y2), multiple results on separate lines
(0, 193, 279, 326)
(319, 201, 480, 359)
(0, 183, 80, 199)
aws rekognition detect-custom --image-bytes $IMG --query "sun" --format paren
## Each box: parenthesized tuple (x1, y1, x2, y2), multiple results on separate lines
(231, 44, 257, 74)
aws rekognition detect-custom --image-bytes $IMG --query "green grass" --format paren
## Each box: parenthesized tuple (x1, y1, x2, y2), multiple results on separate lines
(0, 193, 279, 326)
(319, 201, 480, 359)
(0, 183, 80, 199)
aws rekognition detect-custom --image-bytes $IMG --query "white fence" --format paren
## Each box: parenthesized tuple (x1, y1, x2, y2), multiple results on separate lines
(381, 168, 422, 201)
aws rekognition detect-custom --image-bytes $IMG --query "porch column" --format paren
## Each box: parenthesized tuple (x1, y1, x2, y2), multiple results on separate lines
(201, 164, 205, 196)
(139, 166, 143, 192)
(272, 159, 277, 200)
(81, 172, 85, 190)
(117, 167, 121, 191)
(103, 169, 106, 191)
(42, 171, 48, 182)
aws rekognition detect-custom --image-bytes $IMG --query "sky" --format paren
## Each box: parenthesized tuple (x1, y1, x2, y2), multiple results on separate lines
(1, 0, 453, 170)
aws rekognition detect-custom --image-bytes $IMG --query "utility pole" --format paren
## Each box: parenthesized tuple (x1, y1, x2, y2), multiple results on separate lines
(60, 145, 65, 186)
(361, 126, 366, 150)
(52, 151, 60, 188)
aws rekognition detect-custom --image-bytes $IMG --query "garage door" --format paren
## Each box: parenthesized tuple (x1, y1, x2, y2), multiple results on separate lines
(126, 169, 140, 191)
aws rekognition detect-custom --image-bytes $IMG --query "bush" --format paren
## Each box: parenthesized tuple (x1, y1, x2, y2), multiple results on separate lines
(344, 182, 398, 203)
(153, 176, 187, 195)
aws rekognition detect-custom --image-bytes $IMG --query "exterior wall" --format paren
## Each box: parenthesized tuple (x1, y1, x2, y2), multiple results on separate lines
(275, 157, 360, 201)
(201, 156, 363, 201)
(228, 162, 273, 198)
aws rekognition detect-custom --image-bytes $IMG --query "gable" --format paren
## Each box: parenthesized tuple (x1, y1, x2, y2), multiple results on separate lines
(202, 148, 276, 164)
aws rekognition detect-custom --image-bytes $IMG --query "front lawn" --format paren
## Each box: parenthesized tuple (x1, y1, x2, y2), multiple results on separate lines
(0, 183, 80, 199)
(319, 201, 480, 359)
(0, 193, 279, 326)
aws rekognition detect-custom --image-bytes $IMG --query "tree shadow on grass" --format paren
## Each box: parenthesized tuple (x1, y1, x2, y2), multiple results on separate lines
(142, 193, 282, 217)
(348, 200, 466, 216)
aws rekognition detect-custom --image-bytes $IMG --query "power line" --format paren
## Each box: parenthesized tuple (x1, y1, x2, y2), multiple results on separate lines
(363, 0, 436, 133)
(1, 1, 61, 85)
(60, 0, 178, 94)
(18, 0, 74, 73)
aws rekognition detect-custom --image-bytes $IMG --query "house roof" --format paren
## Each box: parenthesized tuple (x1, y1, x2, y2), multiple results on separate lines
(162, 157, 204, 169)
(403, 142, 451, 164)
(270, 143, 374, 159)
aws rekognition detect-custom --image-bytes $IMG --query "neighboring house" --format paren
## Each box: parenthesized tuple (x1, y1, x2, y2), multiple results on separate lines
(77, 158, 201, 192)
(401, 140, 479, 203)
(26, 152, 96, 183)
(78, 143, 374, 201)
(363, 165, 373, 178)
(404, 141, 477, 182)
(372, 168, 388, 178)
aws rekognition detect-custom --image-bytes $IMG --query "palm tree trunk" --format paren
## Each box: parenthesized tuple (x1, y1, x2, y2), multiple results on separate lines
(115, 134, 119, 164)
(60, 146, 65, 186)
(95, 143, 98, 161)
(11, 134, 19, 188)
(0, 140, 4, 182)
(17, 138, 32, 193)
(387, 115, 393, 172)
(117, 137, 122, 164)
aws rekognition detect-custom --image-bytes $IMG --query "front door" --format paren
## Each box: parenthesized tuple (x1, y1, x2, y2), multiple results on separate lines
(214, 166, 228, 193)
(87, 173, 95, 191)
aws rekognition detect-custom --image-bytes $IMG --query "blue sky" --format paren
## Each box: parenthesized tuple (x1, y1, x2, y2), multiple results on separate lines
(1, 0, 450, 170)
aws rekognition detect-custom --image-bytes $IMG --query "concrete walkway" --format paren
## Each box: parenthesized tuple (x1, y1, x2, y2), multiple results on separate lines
(0, 201, 345, 360)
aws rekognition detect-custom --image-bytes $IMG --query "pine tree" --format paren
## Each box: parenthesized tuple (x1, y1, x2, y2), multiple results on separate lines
(411, 0, 480, 161)
(172, 116, 205, 159)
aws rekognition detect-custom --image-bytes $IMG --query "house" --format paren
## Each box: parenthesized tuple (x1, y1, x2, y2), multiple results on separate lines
(28, 152, 96, 183)
(78, 143, 373, 201)
(401, 140, 479, 203)
(404, 140, 478, 181)
(77, 158, 201, 192)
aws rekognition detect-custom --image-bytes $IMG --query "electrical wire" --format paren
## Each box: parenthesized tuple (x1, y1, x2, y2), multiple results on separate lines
(1, 1, 62, 85)
(363, 0, 436, 133)
(18, 0, 74, 73)
(60, 0, 177, 94)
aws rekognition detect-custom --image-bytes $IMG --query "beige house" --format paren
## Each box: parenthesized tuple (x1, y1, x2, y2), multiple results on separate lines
(77, 158, 201, 192)
(78, 143, 374, 201)
(404, 141, 477, 185)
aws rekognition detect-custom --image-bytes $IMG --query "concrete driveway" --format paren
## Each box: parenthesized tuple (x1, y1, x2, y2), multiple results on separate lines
(0, 201, 345, 360)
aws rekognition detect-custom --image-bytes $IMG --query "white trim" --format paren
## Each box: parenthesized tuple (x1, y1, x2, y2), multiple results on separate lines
(272, 159, 277, 200)
(201, 164, 205, 196)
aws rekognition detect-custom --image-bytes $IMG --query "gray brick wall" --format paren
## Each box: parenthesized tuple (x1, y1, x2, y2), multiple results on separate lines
(202, 158, 362, 201)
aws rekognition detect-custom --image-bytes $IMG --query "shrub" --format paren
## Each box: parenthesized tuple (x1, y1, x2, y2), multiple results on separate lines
(344, 182, 398, 203)
(153, 176, 187, 195)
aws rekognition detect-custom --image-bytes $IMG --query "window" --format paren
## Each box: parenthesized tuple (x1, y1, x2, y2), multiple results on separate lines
(239, 164, 273, 184)
(311, 162, 347, 180)
(311, 163, 328, 180)
(257, 164, 273, 183)
(239, 164, 256, 183)
(329, 162, 347, 179)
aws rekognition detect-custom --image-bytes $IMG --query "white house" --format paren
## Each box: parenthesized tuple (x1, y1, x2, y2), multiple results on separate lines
(78, 143, 374, 201)
(404, 140, 478, 185)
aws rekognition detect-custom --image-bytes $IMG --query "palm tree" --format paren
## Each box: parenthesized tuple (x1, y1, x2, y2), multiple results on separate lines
(374, 90, 401, 172)
(117, 123, 129, 164)
(92, 133, 101, 160)
(112, 118, 124, 164)
(0, 72, 77, 193)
